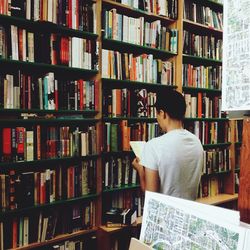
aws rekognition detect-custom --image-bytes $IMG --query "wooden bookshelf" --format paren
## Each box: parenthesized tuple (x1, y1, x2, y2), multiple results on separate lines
(0, 1, 101, 249)
(196, 194, 238, 205)
(13, 229, 98, 250)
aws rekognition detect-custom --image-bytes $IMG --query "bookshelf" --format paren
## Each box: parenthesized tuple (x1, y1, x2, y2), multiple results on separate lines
(99, 0, 178, 248)
(0, 0, 101, 249)
(0, 0, 240, 249)
(181, 0, 238, 206)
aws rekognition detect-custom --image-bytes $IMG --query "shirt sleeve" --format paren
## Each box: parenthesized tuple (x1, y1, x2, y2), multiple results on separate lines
(140, 140, 159, 171)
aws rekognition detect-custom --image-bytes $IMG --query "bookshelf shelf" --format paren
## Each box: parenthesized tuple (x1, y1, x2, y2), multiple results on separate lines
(102, 0, 176, 23)
(183, 19, 223, 36)
(103, 184, 140, 193)
(0, 155, 99, 171)
(14, 228, 98, 250)
(103, 117, 157, 122)
(102, 78, 177, 89)
(185, 117, 228, 122)
(182, 86, 221, 93)
(0, 14, 98, 39)
(101, 151, 133, 157)
(196, 194, 238, 206)
(0, 109, 98, 116)
(0, 59, 98, 78)
(235, 142, 242, 146)
(0, 118, 99, 125)
(102, 38, 177, 58)
(183, 54, 222, 64)
(197, 0, 223, 8)
(203, 170, 231, 177)
(203, 143, 231, 148)
(0, 194, 98, 218)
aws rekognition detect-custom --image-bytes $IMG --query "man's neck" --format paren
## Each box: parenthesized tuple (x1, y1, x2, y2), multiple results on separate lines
(166, 120, 183, 132)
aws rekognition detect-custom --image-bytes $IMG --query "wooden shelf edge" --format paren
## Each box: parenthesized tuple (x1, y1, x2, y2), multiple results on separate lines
(183, 19, 223, 33)
(196, 193, 238, 205)
(102, 0, 176, 23)
(13, 228, 98, 250)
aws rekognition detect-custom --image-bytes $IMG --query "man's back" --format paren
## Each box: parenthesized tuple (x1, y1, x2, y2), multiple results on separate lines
(141, 129, 203, 200)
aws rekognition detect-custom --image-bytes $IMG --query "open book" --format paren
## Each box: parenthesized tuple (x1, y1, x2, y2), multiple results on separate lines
(129, 141, 146, 159)
(140, 191, 250, 250)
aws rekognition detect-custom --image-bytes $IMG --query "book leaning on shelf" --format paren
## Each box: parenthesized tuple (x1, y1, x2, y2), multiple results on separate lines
(140, 191, 250, 250)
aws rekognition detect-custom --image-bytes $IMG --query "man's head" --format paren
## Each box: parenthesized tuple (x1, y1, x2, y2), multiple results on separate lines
(154, 89, 186, 131)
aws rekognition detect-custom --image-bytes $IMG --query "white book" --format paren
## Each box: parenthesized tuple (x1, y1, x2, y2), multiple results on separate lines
(47, 0, 53, 22)
(93, 3, 97, 34)
(11, 25, 18, 60)
(129, 141, 146, 159)
(26, 131, 34, 161)
(34, 0, 40, 21)
(26, 0, 31, 20)
(22, 29, 27, 61)
(23, 217, 29, 246)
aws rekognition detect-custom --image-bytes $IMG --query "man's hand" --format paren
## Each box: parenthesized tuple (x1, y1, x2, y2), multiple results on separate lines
(132, 157, 143, 173)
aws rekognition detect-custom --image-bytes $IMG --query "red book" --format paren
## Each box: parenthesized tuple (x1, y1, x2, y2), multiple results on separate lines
(93, 80, 98, 111)
(75, 0, 79, 29)
(68, 0, 72, 28)
(16, 127, 25, 161)
(197, 92, 202, 118)
(78, 79, 83, 110)
(18, 28, 23, 61)
(67, 166, 74, 198)
(12, 217, 18, 248)
(2, 128, 11, 161)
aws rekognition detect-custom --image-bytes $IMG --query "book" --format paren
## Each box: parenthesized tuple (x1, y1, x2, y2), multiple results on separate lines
(140, 191, 250, 249)
(129, 141, 146, 159)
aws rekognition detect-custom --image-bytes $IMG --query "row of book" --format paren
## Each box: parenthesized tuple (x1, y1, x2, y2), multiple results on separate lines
(0, 25, 97, 69)
(198, 175, 223, 198)
(203, 148, 231, 175)
(183, 30, 223, 60)
(103, 121, 160, 152)
(103, 156, 138, 189)
(117, 0, 178, 19)
(103, 189, 144, 218)
(185, 120, 230, 145)
(182, 64, 222, 90)
(183, 0, 223, 30)
(184, 93, 222, 119)
(1, 125, 97, 162)
(103, 88, 157, 118)
(0, 161, 96, 211)
(0, 201, 95, 249)
(0, 0, 96, 33)
(0, 72, 97, 111)
(103, 9, 178, 52)
(52, 238, 95, 250)
(102, 49, 175, 85)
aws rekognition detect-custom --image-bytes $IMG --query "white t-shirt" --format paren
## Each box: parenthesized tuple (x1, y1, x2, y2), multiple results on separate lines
(140, 129, 204, 200)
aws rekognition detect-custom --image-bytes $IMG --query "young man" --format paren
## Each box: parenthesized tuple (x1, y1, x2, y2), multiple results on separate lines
(132, 89, 203, 200)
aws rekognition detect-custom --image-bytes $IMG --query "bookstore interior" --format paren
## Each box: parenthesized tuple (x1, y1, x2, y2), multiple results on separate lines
(0, 0, 250, 249)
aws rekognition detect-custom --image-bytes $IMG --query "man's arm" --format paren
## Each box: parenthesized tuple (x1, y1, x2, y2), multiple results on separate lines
(132, 158, 160, 192)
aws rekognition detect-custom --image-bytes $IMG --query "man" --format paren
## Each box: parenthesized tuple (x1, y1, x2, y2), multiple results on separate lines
(132, 89, 203, 200)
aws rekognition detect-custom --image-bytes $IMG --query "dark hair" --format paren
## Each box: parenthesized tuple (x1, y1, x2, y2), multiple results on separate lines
(154, 89, 186, 120)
